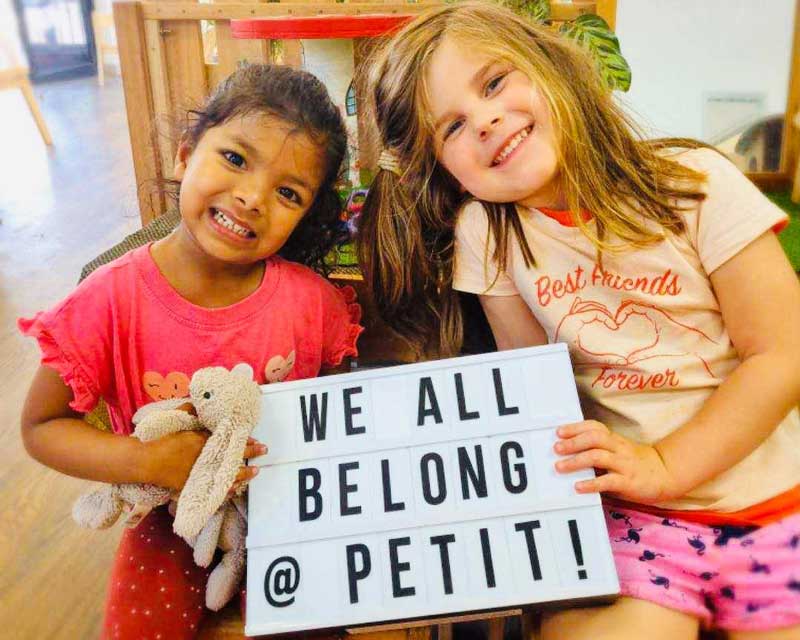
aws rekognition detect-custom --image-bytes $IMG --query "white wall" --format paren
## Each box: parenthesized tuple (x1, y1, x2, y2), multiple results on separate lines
(301, 39, 359, 183)
(0, 0, 27, 67)
(615, 0, 796, 140)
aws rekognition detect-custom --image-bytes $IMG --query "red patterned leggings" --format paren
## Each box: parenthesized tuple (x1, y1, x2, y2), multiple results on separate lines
(101, 507, 343, 640)
(101, 506, 210, 640)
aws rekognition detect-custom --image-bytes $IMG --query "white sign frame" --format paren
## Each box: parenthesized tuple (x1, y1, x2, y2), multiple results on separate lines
(245, 344, 619, 637)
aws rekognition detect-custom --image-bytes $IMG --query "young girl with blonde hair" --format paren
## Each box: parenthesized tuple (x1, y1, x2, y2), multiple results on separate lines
(358, 3, 800, 638)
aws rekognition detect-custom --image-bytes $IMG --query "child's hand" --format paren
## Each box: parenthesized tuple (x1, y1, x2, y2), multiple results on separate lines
(554, 420, 681, 504)
(145, 429, 210, 491)
(228, 437, 268, 497)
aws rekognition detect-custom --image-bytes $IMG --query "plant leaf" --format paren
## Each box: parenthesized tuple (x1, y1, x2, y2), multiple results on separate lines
(560, 14, 632, 92)
(504, 0, 551, 24)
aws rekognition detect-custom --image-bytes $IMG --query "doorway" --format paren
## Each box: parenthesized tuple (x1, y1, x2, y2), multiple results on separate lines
(13, 0, 95, 82)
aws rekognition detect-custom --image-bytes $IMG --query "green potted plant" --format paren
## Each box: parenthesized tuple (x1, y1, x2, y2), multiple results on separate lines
(504, 0, 631, 91)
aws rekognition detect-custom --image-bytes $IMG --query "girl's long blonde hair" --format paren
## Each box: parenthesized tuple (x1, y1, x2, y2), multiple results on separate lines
(358, 1, 709, 357)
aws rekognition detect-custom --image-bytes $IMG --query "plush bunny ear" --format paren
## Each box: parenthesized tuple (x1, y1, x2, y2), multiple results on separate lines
(72, 485, 123, 529)
(193, 508, 226, 568)
(230, 362, 254, 380)
(173, 417, 250, 540)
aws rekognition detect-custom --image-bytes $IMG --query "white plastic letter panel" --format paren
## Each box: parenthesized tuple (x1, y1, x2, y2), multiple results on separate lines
(246, 344, 618, 636)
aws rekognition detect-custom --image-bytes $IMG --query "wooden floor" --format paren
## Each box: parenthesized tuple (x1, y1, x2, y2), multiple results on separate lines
(0, 75, 139, 639)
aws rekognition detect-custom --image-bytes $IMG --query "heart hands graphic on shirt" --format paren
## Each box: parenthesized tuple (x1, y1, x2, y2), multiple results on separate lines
(554, 298, 717, 369)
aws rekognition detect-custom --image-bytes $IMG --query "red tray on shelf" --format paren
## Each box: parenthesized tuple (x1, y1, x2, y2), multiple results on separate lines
(230, 14, 414, 40)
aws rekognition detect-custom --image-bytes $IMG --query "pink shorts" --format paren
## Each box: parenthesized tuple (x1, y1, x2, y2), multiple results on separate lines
(605, 505, 800, 631)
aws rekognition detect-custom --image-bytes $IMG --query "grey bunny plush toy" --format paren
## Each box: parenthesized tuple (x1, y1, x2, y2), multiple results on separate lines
(72, 363, 262, 610)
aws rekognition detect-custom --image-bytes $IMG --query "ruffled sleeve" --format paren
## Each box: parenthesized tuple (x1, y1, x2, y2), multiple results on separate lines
(18, 278, 114, 413)
(18, 313, 100, 412)
(320, 282, 364, 367)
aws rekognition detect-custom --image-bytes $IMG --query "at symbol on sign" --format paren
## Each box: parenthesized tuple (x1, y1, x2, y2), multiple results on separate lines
(264, 556, 301, 607)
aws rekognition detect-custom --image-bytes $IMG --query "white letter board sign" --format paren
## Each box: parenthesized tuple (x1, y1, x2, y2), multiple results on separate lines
(245, 344, 619, 636)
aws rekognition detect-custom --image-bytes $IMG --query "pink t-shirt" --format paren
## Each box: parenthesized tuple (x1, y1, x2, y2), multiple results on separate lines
(19, 245, 363, 435)
(454, 148, 800, 513)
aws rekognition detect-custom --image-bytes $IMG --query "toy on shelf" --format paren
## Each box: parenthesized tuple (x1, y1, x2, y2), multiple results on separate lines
(324, 186, 368, 269)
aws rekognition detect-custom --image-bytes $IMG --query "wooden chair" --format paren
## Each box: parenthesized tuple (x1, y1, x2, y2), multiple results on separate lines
(0, 36, 52, 145)
(91, 11, 119, 86)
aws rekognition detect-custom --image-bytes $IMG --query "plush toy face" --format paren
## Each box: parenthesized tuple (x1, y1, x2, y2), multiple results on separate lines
(188, 365, 261, 431)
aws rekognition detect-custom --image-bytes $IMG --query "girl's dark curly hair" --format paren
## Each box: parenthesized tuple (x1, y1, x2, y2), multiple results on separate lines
(177, 63, 349, 272)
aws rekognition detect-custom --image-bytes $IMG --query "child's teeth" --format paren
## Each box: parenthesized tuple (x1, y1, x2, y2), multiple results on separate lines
(494, 126, 531, 165)
(213, 209, 251, 237)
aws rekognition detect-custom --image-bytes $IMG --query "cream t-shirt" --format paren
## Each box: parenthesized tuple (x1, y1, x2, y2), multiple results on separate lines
(453, 147, 800, 512)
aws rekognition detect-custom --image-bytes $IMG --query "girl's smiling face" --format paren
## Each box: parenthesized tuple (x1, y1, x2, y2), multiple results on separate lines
(426, 37, 563, 209)
(173, 113, 326, 266)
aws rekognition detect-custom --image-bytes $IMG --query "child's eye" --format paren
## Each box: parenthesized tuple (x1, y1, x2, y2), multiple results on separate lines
(222, 150, 245, 168)
(485, 73, 507, 96)
(278, 186, 301, 204)
(443, 119, 464, 140)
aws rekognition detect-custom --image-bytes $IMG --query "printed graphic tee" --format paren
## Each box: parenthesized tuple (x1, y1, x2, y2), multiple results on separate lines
(453, 147, 800, 512)
(19, 245, 363, 435)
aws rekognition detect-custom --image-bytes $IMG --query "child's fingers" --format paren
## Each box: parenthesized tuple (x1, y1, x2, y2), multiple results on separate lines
(243, 440, 268, 460)
(228, 465, 260, 497)
(554, 428, 616, 455)
(555, 448, 616, 474)
(556, 420, 609, 439)
(574, 472, 625, 495)
(235, 464, 259, 484)
(176, 401, 196, 415)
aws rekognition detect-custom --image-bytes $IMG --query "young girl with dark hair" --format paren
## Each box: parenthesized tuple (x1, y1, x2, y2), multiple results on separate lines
(19, 64, 362, 639)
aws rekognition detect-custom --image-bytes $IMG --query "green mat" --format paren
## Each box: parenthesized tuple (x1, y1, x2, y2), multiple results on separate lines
(766, 190, 800, 272)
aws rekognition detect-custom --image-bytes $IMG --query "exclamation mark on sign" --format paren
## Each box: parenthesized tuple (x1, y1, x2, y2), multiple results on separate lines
(568, 519, 587, 580)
